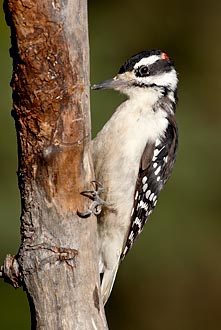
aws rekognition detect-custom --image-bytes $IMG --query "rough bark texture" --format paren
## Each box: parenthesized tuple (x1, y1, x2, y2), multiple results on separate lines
(4, 0, 108, 329)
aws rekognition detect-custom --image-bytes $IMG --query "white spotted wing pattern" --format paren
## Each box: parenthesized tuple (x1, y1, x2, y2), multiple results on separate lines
(121, 118, 178, 259)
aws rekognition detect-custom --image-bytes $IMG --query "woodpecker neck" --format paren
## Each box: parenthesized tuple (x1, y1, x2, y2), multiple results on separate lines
(124, 84, 176, 115)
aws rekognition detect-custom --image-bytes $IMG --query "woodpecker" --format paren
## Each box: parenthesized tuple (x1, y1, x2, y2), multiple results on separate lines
(91, 50, 178, 305)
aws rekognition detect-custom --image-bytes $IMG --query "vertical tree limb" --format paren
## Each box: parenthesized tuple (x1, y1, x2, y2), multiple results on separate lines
(3, 0, 108, 329)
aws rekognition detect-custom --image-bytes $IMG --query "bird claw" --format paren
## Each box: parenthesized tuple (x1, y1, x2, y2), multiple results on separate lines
(77, 181, 109, 218)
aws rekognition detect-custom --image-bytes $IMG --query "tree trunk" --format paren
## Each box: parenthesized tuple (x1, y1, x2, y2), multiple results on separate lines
(3, 0, 108, 329)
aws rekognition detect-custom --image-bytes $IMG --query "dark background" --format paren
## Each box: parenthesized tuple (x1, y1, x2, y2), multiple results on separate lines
(1, 0, 221, 329)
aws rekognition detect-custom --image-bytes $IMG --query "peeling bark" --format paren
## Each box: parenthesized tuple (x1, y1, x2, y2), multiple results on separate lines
(3, 0, 108, 329)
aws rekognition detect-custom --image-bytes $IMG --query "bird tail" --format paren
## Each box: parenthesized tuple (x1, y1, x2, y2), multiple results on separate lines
(100, 263, 119, 305)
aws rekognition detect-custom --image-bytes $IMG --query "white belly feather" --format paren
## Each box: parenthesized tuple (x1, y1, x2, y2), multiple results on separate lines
(93, 96, 168, 234)
(92, 92, 168, 302)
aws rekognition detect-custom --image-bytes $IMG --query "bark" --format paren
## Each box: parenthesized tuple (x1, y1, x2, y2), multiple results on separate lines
(3, 0, 108, 329)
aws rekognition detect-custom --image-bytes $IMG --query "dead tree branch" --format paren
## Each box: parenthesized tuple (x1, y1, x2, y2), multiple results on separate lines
(2, 0, 108, 329)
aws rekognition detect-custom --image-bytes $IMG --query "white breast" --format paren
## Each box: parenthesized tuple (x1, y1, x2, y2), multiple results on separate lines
(92, 89, 169, 296)
(93, 89, 168, 230)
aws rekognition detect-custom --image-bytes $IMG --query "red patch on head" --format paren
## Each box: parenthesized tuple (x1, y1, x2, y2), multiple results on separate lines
(160, 52, 170, 60)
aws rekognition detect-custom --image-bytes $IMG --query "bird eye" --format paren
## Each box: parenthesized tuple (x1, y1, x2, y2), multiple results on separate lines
(135, 65, 149, 77)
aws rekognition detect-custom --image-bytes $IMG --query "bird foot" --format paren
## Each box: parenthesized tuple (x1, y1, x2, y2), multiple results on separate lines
(77, 181, 109, 218)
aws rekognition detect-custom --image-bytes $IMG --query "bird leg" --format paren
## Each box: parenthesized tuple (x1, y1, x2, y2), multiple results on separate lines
(77, 181, 110, 218)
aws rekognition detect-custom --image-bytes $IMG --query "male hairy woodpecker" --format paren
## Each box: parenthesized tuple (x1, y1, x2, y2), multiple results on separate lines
(91, 49, 178, 305)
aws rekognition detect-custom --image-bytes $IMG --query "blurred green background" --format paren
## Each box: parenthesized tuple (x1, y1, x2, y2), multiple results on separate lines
(1, 0, 221, 329)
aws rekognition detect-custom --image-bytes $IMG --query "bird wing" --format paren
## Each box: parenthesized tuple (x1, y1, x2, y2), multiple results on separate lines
(121, 117, 178, 259)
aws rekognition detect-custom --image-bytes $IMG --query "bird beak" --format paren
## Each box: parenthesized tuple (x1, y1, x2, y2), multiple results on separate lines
(91, 75, 129, 91)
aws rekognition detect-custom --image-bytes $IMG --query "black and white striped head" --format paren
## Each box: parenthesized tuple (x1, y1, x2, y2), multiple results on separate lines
(92, 49, 178, 98)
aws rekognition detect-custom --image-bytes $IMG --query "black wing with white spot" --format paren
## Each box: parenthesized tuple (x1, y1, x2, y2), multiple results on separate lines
(121, 118, 178, 259)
